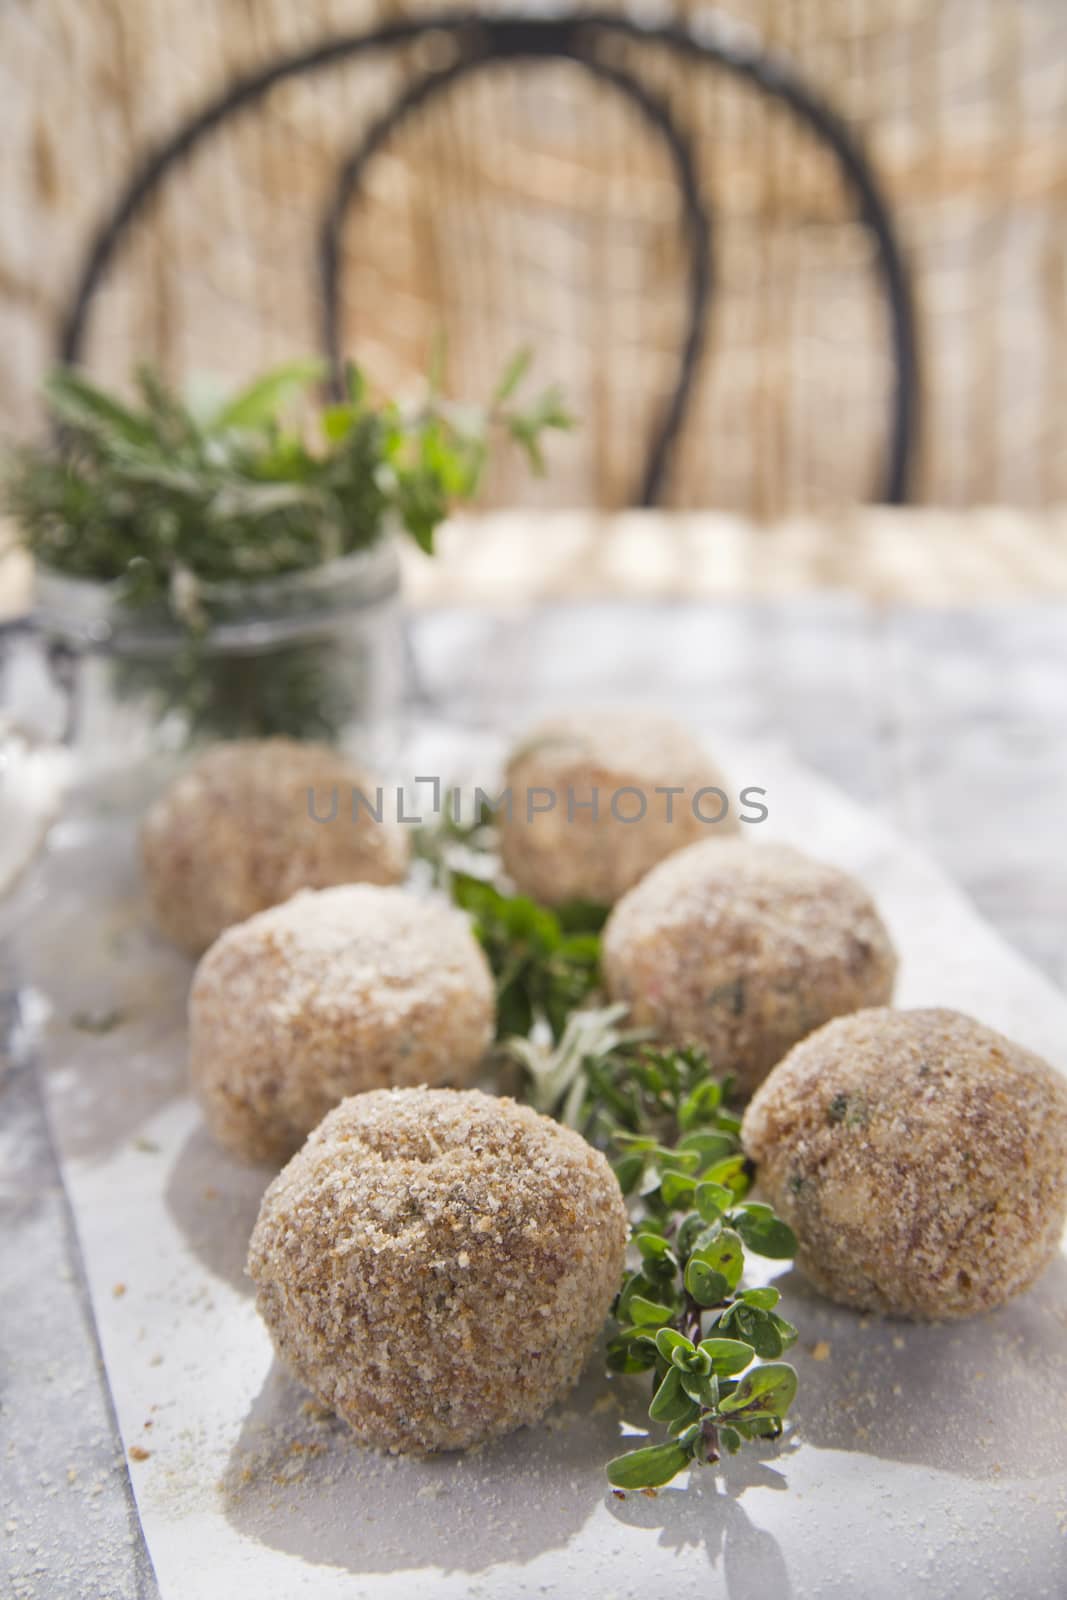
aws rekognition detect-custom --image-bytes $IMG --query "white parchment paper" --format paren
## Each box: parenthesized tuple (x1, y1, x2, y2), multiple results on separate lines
(12, 732, 1067, 1600)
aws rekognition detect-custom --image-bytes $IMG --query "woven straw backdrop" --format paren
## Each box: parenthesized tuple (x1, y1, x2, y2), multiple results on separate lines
(1, 0, 1065, 513)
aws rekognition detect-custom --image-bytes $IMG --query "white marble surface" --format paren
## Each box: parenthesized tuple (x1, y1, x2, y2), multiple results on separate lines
(2, 596, 1066, 1599)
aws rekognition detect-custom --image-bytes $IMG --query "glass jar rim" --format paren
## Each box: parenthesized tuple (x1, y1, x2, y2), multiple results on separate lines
(33, 537, 401, 656)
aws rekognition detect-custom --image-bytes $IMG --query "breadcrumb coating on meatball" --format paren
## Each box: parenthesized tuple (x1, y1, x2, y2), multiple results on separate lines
(602, 840, 896, 1096)
(247, 1086, 629, 1453)
(742, 1007, 1067, 1319)
(498, 708, 739, 907)
(141, 738, 408, 955)
(189, 885, 493, 1163)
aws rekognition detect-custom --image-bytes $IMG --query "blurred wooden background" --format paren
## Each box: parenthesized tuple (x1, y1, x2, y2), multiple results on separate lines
(2, 0, 1065, 514)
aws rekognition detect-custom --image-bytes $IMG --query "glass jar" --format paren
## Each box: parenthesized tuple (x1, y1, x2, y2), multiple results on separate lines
(32, 537, 407, 781)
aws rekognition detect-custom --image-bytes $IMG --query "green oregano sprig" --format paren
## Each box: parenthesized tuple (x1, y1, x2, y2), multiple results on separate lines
(604, 1070, 798, 1488)
(606, 1331, 798, 1489)
(433, 824, 801, 1492)
(505, 1007, 800, 1492)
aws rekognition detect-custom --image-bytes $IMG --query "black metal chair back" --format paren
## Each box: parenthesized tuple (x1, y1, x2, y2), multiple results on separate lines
(57, 10, 918, 506)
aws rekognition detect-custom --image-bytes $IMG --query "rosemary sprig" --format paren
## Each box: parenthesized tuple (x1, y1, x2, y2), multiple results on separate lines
(504, 1001, 640, 1123)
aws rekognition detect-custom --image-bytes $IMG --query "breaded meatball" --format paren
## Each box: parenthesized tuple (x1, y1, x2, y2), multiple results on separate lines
(141, 738, 408, 955)
(498, 709, 739, 907)
(742, 1007, 1067, 1319)
(247, 1086, 629, 1452)
(189, 885, 493, 1163)
(602, 840, 896, 1096)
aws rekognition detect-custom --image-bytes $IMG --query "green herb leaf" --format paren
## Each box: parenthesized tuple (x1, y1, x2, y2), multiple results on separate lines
(612, 1153, 645, 1195)
(654, 1328, 695, 1362)
(684, 1258, 731, 1308)
(738, 1286, 781, 1310)
(677, 1080, 723, 1129)
(676, 1130, 736, 1165)
(44, 368, 158, 445)
(628, 1296, 674, 1328)
(634, 1231, 678, 1270)
(733, 1204, 798, 1259)
(697, 1338, 755, 1377)
(718, 1363, 798, 1420)
(679, 1369, 719, 1408)
(694, 1228, 745, 1291)
(605, 1334, 657, 1374)
(694, 1181, 734, 1221)
(722, 1305, 784, 1358)
(649, 1367, 694, 1424)
(702, 1155, 750, 1199)
(669, 1415, 704, 1444)
(452, 878, 604, 1048)
(606, 1442, 693, 1490)
(660, 1172, 696, 1208)
(769, 1312, 799, 1348)
(212, 359, 325, 430)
